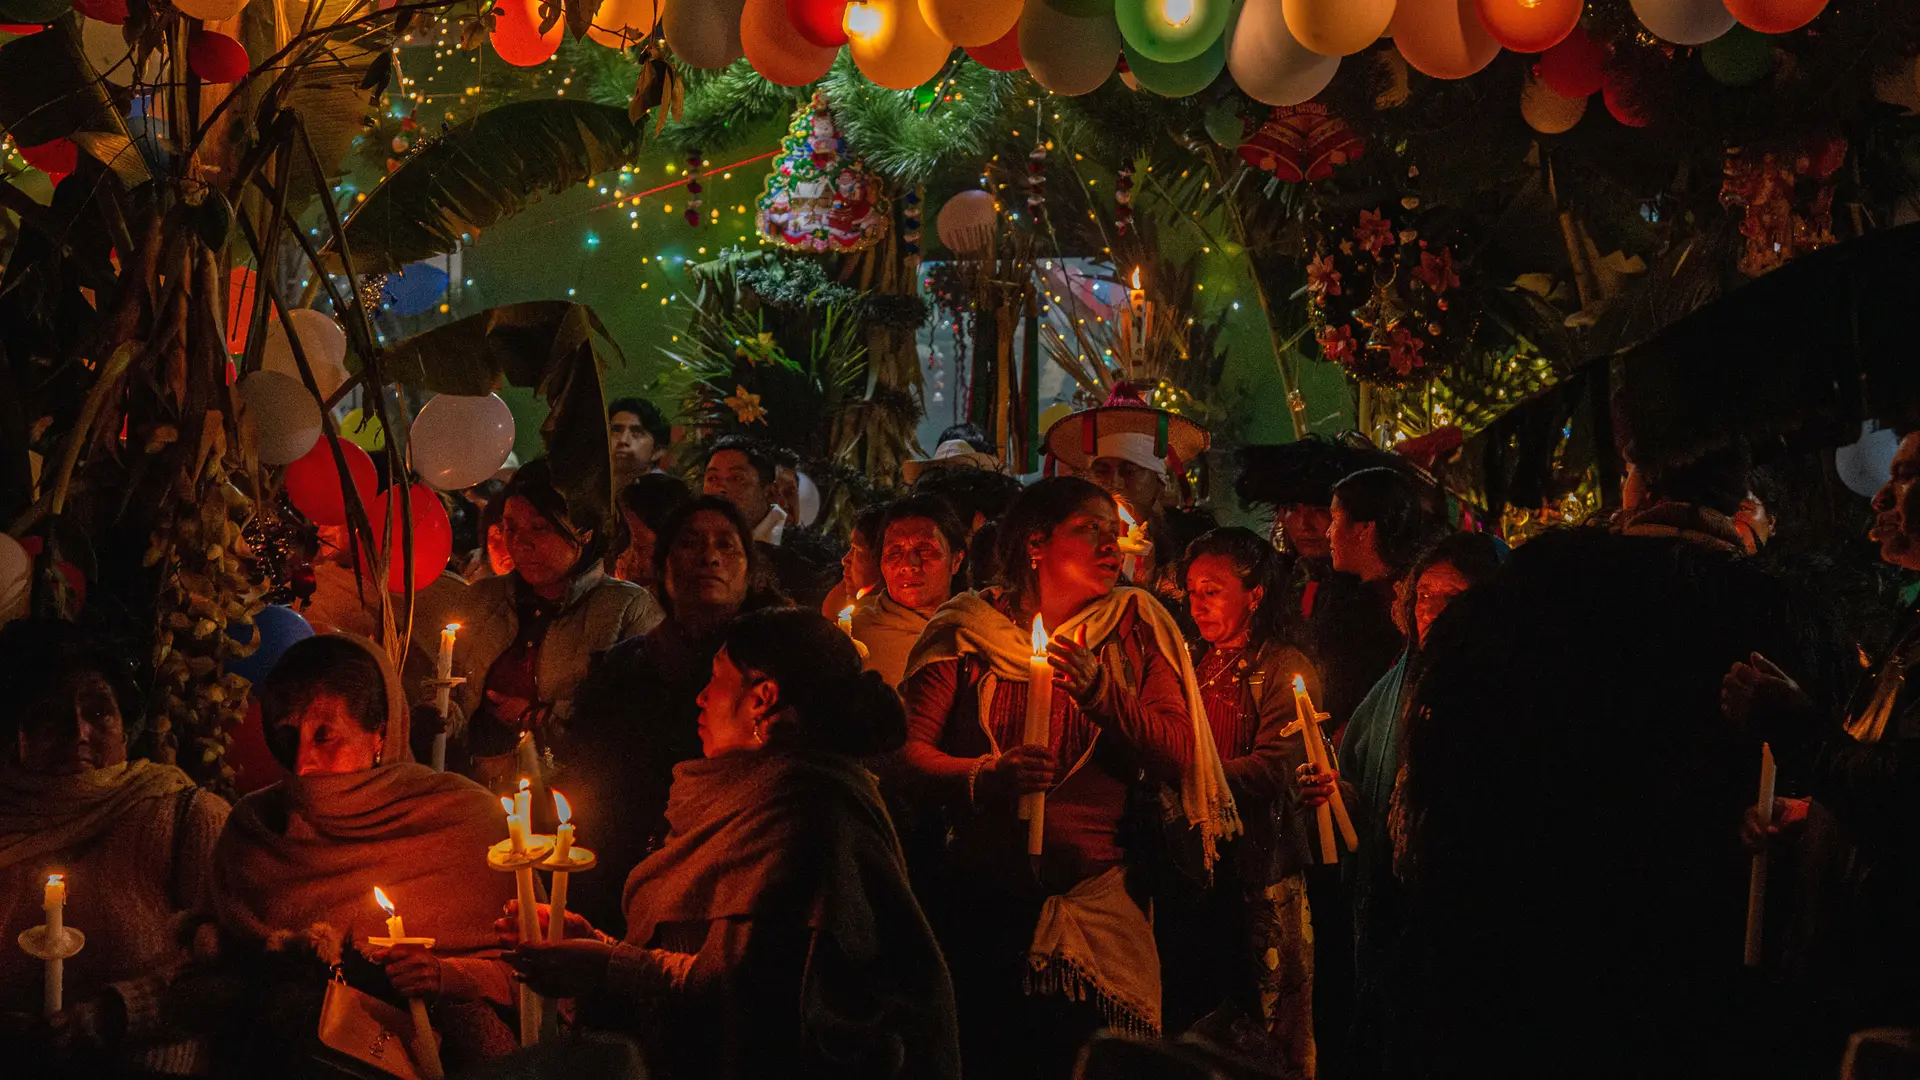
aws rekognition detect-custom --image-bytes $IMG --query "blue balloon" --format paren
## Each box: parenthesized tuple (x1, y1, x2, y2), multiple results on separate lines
(225, 604, 315, 685)
(381, 262, 450, 317)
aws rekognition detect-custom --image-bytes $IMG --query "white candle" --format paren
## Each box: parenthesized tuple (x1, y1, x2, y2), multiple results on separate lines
(1293, 677, 1359, 859)
(549, 791, 574, 944)
(1129, 266, 1147, 356)
(1022, 616, 1052, 857)
(501, 797, 525, 856)
(374, 888, 444, 1078)
(1115, 501, 1148, 582)
(837, 605, 855, 636)
(515, 865, 541, 1045)
(514, 779, 532, 848)
(1745, 742, 1776, 967)
(431, 624, 458, 772)
(43, 874, 65, 1016)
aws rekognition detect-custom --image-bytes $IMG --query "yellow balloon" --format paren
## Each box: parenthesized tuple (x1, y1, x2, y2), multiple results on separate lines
(918, 0, 1020, 48)
(1281, 0, 1393, 57)
(174, 0, 247, 20)
(586, 0, 660, 47)
(848, 0, 953, 90)
(337, 409, 388, 453)
(1520, 77, 1586, 134)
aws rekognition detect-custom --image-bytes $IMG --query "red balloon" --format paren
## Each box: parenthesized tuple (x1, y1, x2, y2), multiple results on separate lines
(370, 484, 453, 594)
(1724, 0, 1826, 33)
(786, 0, 848, 47)
(744, 0, 836, 85)
(18, 536, 88, 612)
(965, 21, 1023, 71)
(491, 0, 562, 67)
(0, 22, 46, 32)
(187, 29, 249, 83)
(1536, 25, 1605, 97)
(285, 436, 378, 527)
(1602, 70, 1648, 127)
(73, 0, 126, 24)
(1473, 0, 1580, 53)
(18, 139, 77, 181)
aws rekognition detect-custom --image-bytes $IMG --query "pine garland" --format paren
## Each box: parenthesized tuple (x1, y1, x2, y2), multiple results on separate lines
(822, 54, 1018, 187)
(659, 60, 813, 154)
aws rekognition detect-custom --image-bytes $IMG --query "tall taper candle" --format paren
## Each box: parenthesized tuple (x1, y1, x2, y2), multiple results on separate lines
(431, 624, 458, 771)
(1022, 616, 1052, 856)
(1745, 742, 1776, 967)
(43, 874, 64, 1016)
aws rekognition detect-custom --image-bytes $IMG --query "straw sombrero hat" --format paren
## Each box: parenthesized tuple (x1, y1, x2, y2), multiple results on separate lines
(1043, 383, 1211, 481)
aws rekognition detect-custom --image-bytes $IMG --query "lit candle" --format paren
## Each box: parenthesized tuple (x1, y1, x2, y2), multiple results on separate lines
(43, 874, 65, 1016)
(549, 791, 574, 944)
(501, 796, 525, 856)
(837, 605, 855, 636)
(1745, 742, 1776, 967)
(1022, 616, 1052, 857)
(1115, 500, 1149, 582)
(1292, 676, 1359, 861)
(514, 778, 532, 848)
(374, 885, 405, 941)
(372, 888, 445, 1079)
(1129, 266, 1147, 356)
(431, 624, 459, 772)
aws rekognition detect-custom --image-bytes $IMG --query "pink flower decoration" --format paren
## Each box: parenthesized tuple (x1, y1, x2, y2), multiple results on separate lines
(1306, 254, 1343, 299)
(1353, 209, 1393, 256)
(1387, 326, 1426, 375)
(1415, 247, 1459, 294)
(1318, 324, 1357, 362)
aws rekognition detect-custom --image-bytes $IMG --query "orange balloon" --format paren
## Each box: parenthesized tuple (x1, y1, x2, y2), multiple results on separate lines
(847, 0, 953, 90)
(918, 0, 1019, 48)
(1724, 0, 1827, 33)
(743, 0, 837, 83)
(586, 0, 660, 46)
(492, 0, 561, 66)
(1391, 0, 1499, 79)
(1472, 0, 1579, 53)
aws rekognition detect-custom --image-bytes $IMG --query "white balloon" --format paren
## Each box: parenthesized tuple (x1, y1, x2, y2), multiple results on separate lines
(1229, 0, 1341, 106)
(410, 393, 518, 492)
(1835, 421, 1901, 499)
(796, 471, 822, 528)
(0, 533, 27, 629)
(263, 308, 350, 400)
(1521, 77, 1587, 134)
(664, 0, 745, 67)
(1629, 0, 1735, 45)
(1020, 1, 1123, 97)
(937, 190, 999, 254)
(238, 371, 323, 465)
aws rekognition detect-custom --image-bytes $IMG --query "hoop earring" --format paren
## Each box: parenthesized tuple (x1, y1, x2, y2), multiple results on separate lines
(1030, 554, 1040, 569)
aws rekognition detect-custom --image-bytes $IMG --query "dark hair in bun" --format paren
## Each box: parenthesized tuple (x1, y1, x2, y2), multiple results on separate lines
(720, 607, 905, 757)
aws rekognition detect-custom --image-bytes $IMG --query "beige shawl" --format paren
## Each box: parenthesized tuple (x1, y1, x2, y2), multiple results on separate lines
(0, 761, 196, 871)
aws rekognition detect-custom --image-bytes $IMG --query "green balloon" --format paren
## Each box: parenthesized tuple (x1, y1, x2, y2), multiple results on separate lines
(1123, 35, 1225, 98)
(0, 0, 70, 23)
(1043, 0, 1113, 15)
(1204, 102, 1246, 146)
(1115, 0, 1233, 64)
(1702, 25, 1773, 87)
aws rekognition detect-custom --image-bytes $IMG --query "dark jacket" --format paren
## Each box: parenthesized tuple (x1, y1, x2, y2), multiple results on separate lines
(1303, 566, 1404, 737)
(1213, 640, 1323, 884)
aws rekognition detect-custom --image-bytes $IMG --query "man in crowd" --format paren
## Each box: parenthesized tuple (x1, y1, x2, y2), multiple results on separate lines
(609, 397, 669, 490)
(701, 436, 836, 607)
(852, 495, 967, 687)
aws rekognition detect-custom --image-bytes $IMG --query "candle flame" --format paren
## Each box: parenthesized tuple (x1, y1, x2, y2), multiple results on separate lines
(500, 796, 514, 815)
(46, 874, 62, 887)
(843, 1, 881, 39)
(838, 605, 855, 622)
(1292, 674, 1307, 693)
(373, 886, 395, 916)
(1161, 0, 1194, 27)
(553, 790, 572, 825)
(1031, 615, 1049, 656)
(856, 585, 875, 599)
(517, 778, 530, 794)
(445, 622, 460, 633)
(1131, 266, 1142, 289)
(1115, 499, 1137, 528)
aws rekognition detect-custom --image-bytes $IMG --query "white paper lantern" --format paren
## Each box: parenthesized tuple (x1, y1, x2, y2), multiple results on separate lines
(936, 190, 999, 254)
(1629, 0, 1735, 45)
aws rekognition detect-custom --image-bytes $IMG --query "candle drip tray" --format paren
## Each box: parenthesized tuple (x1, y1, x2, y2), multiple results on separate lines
(366, 936, 438, 948)
(539, 846, 597, 873)
(18, 925, 84, 960)
(487, 838, 555, 871)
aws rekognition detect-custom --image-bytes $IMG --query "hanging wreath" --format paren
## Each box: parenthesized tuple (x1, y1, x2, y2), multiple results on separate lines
(1305, 204, 1472, 387)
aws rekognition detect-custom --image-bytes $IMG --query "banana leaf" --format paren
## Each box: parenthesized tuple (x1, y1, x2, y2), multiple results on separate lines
(0, 0, 68, 21)
(0, 16, 145, 185)
(378, 300, 624, 525)
(336, 100, 638, 275)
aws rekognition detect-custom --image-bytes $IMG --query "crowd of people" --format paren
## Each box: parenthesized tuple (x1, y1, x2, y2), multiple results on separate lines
(3, 386, 1920, 1080)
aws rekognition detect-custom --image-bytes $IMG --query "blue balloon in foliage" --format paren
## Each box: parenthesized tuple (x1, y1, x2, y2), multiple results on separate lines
(381, 262, 450, 316)
(225, 604, 314, 685)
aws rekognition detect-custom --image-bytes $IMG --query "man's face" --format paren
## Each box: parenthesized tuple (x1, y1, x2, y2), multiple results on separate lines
(771, 465, 800, 525)
(609, 410, 657, 480)
(1089, 456, 1166, 519)
(881, 517, 962, 612)
(1871, 433, 1920, 570)
(703, 450, 772, 525)
(1279, 503, 1332, 560)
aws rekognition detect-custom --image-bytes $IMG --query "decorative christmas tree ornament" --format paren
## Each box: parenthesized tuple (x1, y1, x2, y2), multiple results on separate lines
(1391, 0, 1500, 80)
(1229, 0, 1340, 106)
(788, 0, 850, 45)
(1115, 0, 1234, 64)
(1114, 163, 1135, 235)
(1021, 1, 1122, 95)
(1026, 143, 1048, 227)
(1237, 102, 1364, 181)
(919, 0, 1020, 48)
(1520, 75, 1587, 133)
(901, 185, 925, 272)
(1305, 205, 1469, 385)
(1630, 0, 1734, 45)
(743, 0, 837, 84)
(1472, 0, 1580, 53)
(936, 189, 998, 253)
(846, 0, 952, 91)
(1701, 23, 1773, 86)
(1536, 25, 1605, 97)
(1723, 0, 1826, 34)
(685, 151, 704, 226)
(756, 95, 892, 252)
(1281, 0, 1393, 57)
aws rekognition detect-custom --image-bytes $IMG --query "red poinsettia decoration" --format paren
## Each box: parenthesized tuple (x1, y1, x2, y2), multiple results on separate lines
(1306, 254, 1344, 300)
(1386, 325, 1426, 376)
(1354, 209, 1393, 256)
(1305, 205, 1473, 387)
(1317, 324, 1357, 363)
(1414, 247, 1459, 294)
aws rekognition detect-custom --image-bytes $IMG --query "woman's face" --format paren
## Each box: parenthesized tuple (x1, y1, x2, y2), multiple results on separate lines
(1186, 554, 1263, 647)
(1414, 561, 1473, 645)
(1031, 498, 1123, 604)
(616, 509, 659, 586)
(665, 510, 751, 615)
(502, 496, 583, 592)
(1327, 497, 1379, 577)
(695, 649, 774, 758)
(275, 691, 383, 777)
(16, 672, 127, 776)
(842, 530, 881, 597)
(881, 517, 962, 612)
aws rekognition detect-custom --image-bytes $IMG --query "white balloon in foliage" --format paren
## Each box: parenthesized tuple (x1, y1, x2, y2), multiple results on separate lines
(1019, 0, 1123, 97)
(664, 0, 745, 67)
(410, 393, 518, 492)
(936, 190, 999, 255)
(1835, 421, 1902, 499)
(237, 371, 323, 465)
(1229, 0, 1341, 106)
(262, 309, 350, 401)
(1520, 77, 1587, 134)
(796, 471, 821, 528)
(1629, 0, 1735, 45)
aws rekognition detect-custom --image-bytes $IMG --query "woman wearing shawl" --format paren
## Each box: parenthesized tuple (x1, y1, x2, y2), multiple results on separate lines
(210, 634, 518, 1074)
(896, 476, 1239, 1079)
(503, 608, 961, 1080)
(0, 619, 229, 1077)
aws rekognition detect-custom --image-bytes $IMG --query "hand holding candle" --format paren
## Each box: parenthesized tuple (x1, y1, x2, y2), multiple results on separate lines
(371, 887, 444, 1080)
(1021, 616, 1053, 857)
(1115, 500, 1150, 583)
(1289, 676, 1358, 862)
(1745, 742, 1776, 967)
(19, 874, 83, 1017)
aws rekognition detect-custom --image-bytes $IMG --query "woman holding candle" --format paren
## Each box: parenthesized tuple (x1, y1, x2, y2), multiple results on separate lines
(894, 476, 1236, 1078)
(0, 619, 230, 1075)
(210, 634, 520, 1074)
(502, 608, 961, 1080)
